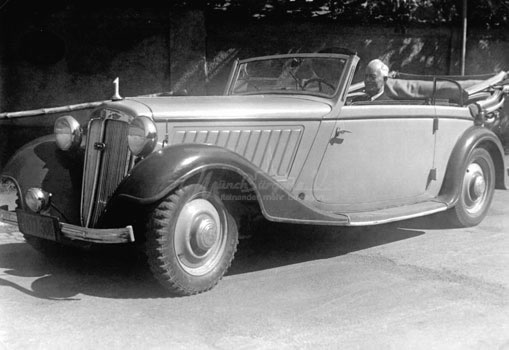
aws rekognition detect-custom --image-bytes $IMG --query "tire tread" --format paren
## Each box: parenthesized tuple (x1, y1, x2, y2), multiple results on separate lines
(145, 184, 238, 296)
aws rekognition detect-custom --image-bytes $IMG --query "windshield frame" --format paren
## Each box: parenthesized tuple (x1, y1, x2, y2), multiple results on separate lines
(225, 53, 352, 100)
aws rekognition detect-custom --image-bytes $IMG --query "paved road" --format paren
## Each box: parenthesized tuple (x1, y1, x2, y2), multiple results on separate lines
(1, 191, 508, 349)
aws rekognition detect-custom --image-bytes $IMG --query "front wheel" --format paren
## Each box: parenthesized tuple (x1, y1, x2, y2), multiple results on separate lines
(145, 184, 238, 296)
(448, 148, 495, 227)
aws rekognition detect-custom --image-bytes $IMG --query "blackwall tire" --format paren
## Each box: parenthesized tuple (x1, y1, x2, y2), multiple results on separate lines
(449, 148, 495, 227)
(145, 184, 238, 296)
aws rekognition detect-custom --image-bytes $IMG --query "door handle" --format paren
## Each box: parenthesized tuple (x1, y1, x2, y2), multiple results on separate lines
(335, 127, 351, 137)
(330, 127, 352, 145)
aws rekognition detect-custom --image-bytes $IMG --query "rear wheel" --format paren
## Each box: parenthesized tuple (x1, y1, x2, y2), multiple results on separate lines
(145, 184, 238, 296)
(449, 148, 495, 227)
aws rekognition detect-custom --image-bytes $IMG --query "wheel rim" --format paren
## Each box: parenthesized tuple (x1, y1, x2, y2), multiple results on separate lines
(173, 198, 227, 276)
(462, 161, 489, 215)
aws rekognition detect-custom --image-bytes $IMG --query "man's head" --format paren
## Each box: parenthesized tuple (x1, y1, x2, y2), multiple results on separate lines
(364, 59, 389, 97)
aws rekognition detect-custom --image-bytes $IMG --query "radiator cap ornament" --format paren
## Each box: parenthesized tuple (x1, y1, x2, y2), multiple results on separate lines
(111, 77, 123, 101)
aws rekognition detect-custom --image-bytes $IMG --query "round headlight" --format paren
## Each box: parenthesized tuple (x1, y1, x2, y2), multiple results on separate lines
(128, 117, 157, 157)
(25, 188, 51, 213)
(54, 115, 82, 151)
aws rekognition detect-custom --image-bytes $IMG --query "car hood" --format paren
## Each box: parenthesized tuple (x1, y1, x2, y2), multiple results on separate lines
(126, 95, 332, 121)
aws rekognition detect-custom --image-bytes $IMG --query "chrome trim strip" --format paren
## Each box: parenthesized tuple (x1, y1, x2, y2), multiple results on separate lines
(238, 52, 352, 64)
(347, 206, 448, 226)
(153, 116, 327, 123)
(61, 223, 134, 243)
(0, 209, 134, 244)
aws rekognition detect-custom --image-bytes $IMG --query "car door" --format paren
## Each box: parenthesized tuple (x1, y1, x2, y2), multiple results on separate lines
(312, 103, 437, 212)
(430, 79, 478, 196)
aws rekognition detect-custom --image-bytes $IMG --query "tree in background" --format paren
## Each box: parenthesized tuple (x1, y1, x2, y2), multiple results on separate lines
(200, 0, 508, 28)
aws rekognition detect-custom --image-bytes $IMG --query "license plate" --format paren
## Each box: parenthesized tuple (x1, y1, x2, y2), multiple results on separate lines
(16, 210, 60, 241)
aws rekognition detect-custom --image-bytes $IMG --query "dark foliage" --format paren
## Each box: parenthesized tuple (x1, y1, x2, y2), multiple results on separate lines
(2, 0, 507, 28)
(203, 0, 508, 28)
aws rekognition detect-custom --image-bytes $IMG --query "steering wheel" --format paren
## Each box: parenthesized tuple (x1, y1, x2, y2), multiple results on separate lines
(302, 78, 335, 92)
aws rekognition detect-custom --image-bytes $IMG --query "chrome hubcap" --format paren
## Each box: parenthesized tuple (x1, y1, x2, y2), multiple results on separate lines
(471, 175, 486, 199)
(174, 198, 226, 276)
(463, 163, 487, 214)
(191, 213, 218, 253)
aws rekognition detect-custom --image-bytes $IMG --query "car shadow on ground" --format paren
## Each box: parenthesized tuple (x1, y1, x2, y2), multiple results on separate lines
(0, 211, 452, 299)
(228, 213, 449, 275)
(0, 239, 170, 300)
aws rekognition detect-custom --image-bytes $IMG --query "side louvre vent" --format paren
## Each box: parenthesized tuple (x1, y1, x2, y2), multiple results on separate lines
(171, 127, 303, 178)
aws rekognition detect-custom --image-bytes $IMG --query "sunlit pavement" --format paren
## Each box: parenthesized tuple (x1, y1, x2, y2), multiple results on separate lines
(1, 191, 508, 349)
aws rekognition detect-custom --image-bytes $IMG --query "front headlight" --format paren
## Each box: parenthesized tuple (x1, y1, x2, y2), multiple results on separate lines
(128, 117, 157, 157)
(54, 115, 82, 151)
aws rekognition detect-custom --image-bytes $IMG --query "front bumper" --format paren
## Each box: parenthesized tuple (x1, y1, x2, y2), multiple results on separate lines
(0, 208, 134, 244)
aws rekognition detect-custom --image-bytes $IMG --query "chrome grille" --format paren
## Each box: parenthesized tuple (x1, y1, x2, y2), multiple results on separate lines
(81, 119, 103, 226)
(82, 118, 131, 227)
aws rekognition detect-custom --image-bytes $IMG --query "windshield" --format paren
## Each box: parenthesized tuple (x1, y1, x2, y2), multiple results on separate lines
(231, 56, 347, 98)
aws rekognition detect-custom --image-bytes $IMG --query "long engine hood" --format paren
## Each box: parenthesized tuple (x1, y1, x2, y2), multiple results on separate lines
(125, 95, 332, 121)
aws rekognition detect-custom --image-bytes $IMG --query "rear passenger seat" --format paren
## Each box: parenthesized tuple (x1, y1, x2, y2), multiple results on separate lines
(384, 78, 470, 105)
(347, 72, 504, 106)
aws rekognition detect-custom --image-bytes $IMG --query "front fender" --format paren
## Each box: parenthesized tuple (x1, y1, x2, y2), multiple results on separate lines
(438, 126, 507, 206)
(110, 144, 349, 225)
(1, 135, 83, 224)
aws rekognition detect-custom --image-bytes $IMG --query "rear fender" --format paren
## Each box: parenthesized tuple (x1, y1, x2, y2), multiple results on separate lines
(108, 144, 349, 225)
(438, 126, 507, 206)
(1, 135, 83, 224)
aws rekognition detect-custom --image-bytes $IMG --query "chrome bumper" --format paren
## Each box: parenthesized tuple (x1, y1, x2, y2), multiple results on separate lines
(0, 208, 135, 243)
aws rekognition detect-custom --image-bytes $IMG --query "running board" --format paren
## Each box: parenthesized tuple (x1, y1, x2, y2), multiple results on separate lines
(345, 201, 448, 226)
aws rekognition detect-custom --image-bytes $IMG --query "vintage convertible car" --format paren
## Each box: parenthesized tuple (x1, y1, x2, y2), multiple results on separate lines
(1, 51, 508, 295)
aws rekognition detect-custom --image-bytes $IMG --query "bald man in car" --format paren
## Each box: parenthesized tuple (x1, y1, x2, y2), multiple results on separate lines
(353, 59, 392, 102)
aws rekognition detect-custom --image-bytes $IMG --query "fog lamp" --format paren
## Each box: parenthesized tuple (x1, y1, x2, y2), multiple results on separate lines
(128, 117, 157, 157)
(25, 188, 51, 213)
(54, 115, 82, 151)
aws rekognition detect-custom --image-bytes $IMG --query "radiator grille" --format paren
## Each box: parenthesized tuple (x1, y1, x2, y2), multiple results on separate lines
(82, 118, 131, 227)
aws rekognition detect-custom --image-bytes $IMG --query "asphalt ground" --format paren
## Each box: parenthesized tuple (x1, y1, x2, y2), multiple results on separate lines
(0, 191, 508, 349)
